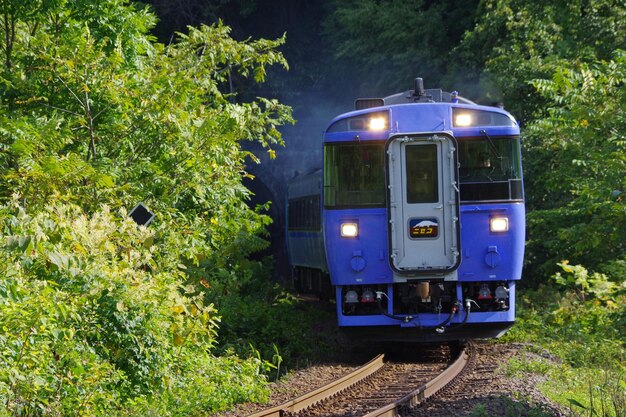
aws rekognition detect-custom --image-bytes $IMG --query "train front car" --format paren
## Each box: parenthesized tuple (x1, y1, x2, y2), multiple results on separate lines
(323, 85, 524, 342)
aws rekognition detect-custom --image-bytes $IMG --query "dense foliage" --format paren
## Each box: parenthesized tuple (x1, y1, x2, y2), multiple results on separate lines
(524, 54, 626, 282)
(320, 0, 479, 97)
(504, 262, 626, 416)
(0, 202, 270, 415)
(453, 0, 626, 121)
(0, 0, 295, 415)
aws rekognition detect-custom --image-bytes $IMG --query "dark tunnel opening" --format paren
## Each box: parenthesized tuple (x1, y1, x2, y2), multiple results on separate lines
(242, 174, 291, 284)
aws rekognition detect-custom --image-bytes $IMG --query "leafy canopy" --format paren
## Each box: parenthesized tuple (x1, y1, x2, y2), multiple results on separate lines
(321, 0, 479, 97)
(0, 0, 293, 415)
(524, 53, 626, 280)
(454, 0, 626, 119)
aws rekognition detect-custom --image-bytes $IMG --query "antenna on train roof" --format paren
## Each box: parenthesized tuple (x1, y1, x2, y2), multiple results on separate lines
(414, 77, 425, 97)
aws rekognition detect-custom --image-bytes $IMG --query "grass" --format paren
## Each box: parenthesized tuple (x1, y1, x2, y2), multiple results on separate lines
(469, 396, 555, 417)
(500, 284, 626, 417)
(503, 352, 626, 417)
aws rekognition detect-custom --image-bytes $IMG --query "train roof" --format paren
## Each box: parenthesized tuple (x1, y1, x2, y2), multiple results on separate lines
(325, 78, 518, 139)
(325, 103, 518, 138)
(355, 77, 476, 109)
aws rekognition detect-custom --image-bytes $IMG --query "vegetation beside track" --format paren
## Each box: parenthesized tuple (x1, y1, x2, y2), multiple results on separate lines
(502, 265, 626, 416)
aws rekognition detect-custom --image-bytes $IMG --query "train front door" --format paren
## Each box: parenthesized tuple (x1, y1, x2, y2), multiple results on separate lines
(386, 133, 461, 278)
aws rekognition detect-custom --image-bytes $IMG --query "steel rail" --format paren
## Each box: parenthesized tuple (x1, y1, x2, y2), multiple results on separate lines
(362, 347, 469, 417)
(246, 354, 386, 417)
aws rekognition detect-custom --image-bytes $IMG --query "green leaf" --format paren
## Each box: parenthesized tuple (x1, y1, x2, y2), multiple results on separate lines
(567, 398, 587, 410)
(48, 252, 69, 270)
(6, 235, 31, 252)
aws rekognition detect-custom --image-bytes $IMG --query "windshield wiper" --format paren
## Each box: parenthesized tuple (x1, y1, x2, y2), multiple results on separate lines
(480, 130, 502, 160)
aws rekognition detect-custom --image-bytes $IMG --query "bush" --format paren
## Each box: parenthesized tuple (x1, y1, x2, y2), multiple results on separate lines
(0, 200, 270, 416)
(0, 2, 294, 414)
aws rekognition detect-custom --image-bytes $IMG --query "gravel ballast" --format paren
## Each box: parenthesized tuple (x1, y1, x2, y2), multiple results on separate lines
(214, 340, 567, 416)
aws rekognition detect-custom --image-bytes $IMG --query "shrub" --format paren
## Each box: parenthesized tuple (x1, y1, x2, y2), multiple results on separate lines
(0, 200, 270, 416)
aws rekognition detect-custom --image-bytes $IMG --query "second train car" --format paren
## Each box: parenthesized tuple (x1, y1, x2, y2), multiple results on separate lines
(287, 79, 525, 341)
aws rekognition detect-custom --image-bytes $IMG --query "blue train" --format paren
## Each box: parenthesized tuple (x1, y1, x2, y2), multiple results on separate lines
(286, 79, 525, 342)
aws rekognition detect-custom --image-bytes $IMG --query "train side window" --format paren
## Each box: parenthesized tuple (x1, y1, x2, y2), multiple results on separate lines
(288, 195, 321, 231)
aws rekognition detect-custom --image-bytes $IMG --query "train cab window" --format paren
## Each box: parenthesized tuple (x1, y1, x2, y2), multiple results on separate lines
(324, 142, 386, 208)
(458, 137, 523, 202)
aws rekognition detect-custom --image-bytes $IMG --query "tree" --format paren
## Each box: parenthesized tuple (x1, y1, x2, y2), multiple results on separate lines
(454, 0, 626, 120)
(0, 0, 293, 414)
(523, 53, 626, 281)
(321, 0, 480, 98)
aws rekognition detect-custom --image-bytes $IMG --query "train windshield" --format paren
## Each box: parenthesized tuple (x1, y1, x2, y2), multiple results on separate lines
(457, 136, 523, 202)
(324, 142, 386, 208)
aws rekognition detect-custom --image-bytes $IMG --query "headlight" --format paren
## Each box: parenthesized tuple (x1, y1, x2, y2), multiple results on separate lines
(452, 108, 517, 127)
(341, 222, 359, 238)
(490, 217, 509, 232)
(455, 113, 472, 127)
(369, 116, 386, 130)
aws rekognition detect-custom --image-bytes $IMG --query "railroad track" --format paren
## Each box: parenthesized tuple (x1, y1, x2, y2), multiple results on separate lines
(247, 345, 469, 417)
